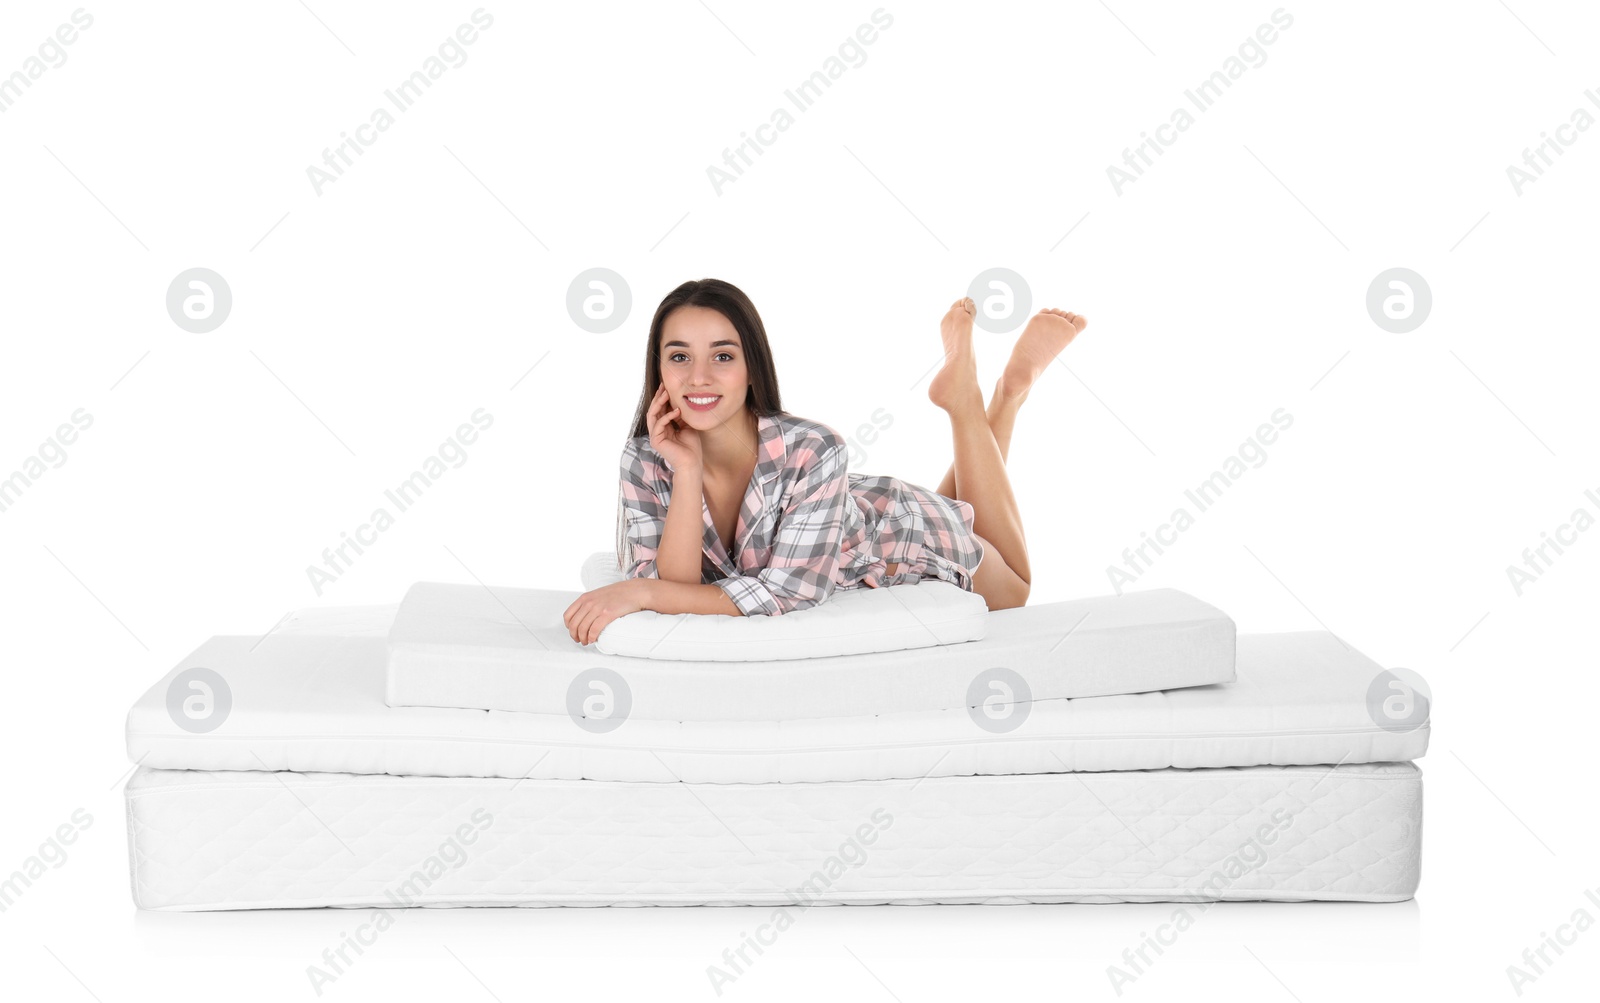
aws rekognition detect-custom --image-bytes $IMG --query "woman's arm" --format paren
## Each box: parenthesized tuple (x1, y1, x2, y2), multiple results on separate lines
(643, 463, 743, 615)
(619, 439, 705, 586)
(653, 461, 706, 585)
(642, 578, 741, 616)
(566, 575, 741, 645)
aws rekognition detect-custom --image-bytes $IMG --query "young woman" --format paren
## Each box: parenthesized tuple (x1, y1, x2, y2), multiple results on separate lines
(562, 278, 1086, 646)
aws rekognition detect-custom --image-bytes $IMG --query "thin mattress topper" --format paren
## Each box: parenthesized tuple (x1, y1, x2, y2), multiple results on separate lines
(385, 583, 1239, 718)
(123, 604, 1430, 785)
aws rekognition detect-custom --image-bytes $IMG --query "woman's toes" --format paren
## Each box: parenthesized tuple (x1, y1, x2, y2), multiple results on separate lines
(999, 308, 1088, 397)
(930, 297, 981, 410)
(941, 297, 977, 342)
(1047, 308, 1089, 333)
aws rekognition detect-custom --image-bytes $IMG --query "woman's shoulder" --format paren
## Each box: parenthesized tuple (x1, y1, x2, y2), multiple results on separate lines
(620, 434, 666, 478)
(769, 411, 845, 454)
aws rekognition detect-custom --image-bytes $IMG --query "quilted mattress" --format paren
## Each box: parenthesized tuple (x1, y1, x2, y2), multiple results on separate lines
(123, 605, 1430, 785)
(125, 761, 1423, 910)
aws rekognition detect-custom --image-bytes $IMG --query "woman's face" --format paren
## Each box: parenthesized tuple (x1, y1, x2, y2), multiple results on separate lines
(658, 305, 750, 428)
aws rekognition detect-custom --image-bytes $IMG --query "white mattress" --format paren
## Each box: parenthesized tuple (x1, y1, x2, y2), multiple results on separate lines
(124, 761, 1423, 910)
(123, 604, 1430, 785)
(386, 584, 1238, 718)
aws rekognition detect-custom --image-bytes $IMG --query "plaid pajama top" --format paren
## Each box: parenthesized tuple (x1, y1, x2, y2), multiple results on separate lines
(618, 410, 986, 617)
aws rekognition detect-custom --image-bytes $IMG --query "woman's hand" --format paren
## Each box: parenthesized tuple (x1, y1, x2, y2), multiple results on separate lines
(563, 578, 653, 646)
(648, 384, 703, 476)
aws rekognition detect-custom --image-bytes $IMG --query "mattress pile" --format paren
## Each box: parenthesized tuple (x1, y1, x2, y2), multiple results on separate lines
(122, 577, 1429, 910)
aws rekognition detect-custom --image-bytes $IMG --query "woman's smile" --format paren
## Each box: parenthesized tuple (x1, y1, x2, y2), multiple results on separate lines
(682, 393, 722, 412)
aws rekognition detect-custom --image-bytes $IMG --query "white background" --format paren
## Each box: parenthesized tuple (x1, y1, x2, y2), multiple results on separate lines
(2, 0, 1597, 999)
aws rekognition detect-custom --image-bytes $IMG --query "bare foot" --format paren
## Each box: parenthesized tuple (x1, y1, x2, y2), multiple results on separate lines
(928, 297, 984, 413)
(999, 308, 1088, 400)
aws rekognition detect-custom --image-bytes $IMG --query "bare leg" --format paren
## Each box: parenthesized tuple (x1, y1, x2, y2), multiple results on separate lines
(935, 380, 1023, 499)
(927, 298, 1033, 589)
(967, 530, 1028, 610)
(935, 305, 1088, 500)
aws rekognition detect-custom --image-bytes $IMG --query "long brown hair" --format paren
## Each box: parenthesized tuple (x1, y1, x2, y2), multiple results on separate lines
(613, 278, 785, 571)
